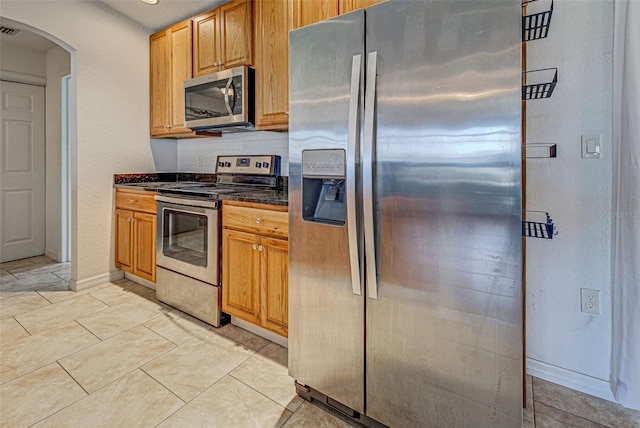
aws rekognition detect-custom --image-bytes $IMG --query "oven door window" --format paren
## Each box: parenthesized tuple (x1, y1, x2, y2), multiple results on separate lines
(162, 209, 208, 267)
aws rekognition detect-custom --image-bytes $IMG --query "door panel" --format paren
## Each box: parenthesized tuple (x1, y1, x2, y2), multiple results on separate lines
(115, 209, 133, 270)
(292, 0, 338, 29)
(169, 20, 192, 133)
(222, 229, 260, 323)
(193, 9, 221, 77)
(365, 2, 523, 427)
(288, 11, 365, 413)
(150, 30, 170, 135)
(134, 212, 156, 281)
(261, 236, 288, 336)
(220, 0, 252, 69)
(0, 81, 45, 262)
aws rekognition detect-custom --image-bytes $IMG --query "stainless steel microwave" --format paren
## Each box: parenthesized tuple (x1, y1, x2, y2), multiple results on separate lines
(184, 66, 254, 131)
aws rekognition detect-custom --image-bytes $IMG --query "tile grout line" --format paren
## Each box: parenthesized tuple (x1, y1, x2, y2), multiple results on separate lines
(56, 360, 91, 395)
(228, 370, 300, 417)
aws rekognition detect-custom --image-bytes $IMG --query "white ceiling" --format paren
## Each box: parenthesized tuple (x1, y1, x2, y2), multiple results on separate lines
(0, 19, 58, 52)
(0, 1, 228, 53)
(97, 0, 228, 33)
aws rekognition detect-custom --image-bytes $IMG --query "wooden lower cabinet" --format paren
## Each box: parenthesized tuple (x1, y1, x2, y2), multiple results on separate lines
(133, 212, 156, 281)
(222, 201, 288, 337)
(222, 229, 261, 323)
(115, 190, 156, 282)
(261, 236, 288, 335)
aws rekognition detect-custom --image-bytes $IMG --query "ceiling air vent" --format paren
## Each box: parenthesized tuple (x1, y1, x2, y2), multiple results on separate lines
(0, 26, 20, 37)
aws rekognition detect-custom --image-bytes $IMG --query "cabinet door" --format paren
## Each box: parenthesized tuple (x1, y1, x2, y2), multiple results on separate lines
(220, 0, 252, 69)
(254, 0, 290, 130)
(150, 30, 170, 136)
(261, 236, 289, 337)
(339, 0, 384, 14)
(292, 0, 338, 29)
(115, 209, 134, 272)
(133, 212, 156, 282)
(169, 20, 193, 134)
(193, 9, 221, 77)
(222, 229, 261, 323)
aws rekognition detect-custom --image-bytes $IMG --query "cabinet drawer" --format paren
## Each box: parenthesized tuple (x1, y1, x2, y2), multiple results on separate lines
(223, 203, 288, 238)
(115, 189, 157, 214)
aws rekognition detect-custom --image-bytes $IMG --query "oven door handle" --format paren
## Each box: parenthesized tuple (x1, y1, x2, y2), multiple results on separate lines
(154, 195, 220, 210)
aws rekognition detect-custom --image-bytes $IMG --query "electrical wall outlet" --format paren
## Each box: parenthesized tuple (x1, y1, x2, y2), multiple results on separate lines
(581, 288, 600, 314)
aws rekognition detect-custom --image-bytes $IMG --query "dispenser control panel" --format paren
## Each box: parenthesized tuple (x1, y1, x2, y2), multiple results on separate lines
(302, 149, 345, 178)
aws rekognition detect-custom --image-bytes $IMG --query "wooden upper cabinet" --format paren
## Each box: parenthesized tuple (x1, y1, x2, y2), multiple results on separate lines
(340, 0, 385, 14)
(150, 20, 194, 137)
(292, 0, 338, 29)
(169, 20, 193, 134)
(193, 9, 221, 77)
(254, 0, 291, 130)
(291, 0, 387, 30)
(220, 0, 253, 69)
(193, 0, 252, 76)
(150, 30, 170, 136)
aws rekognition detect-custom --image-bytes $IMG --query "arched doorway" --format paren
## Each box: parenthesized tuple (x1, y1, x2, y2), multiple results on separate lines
(0, 18, 75, 284)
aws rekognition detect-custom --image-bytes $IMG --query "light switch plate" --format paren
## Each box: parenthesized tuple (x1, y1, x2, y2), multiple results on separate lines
(581, 134, 601, 159)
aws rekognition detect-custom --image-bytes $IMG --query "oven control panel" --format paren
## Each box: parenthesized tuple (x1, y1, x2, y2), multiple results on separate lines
(215, 155, 281, 175)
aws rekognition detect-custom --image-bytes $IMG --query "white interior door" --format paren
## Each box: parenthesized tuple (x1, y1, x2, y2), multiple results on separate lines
(0, 81, 46, 262)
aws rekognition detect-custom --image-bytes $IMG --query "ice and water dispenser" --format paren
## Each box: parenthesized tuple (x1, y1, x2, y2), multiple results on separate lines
(302, 149, 346, 225)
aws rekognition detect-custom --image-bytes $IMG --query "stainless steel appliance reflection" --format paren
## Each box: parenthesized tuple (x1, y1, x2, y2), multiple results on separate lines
(155, 155, 280, 327)
(288, 2, 523, 427)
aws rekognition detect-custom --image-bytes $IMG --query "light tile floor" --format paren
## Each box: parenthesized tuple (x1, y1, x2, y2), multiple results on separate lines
(1, 256, 639, 427)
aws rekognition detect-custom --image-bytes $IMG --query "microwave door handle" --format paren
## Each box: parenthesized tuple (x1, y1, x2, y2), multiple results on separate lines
(224, 78, 233, 116)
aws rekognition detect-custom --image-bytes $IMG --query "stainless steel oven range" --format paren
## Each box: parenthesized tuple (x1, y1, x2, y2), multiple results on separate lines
(155, 155, 281, 327)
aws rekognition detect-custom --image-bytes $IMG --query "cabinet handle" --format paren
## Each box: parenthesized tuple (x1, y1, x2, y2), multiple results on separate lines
(252, 244, 257, 250)
(129, 217, 134, 222)
(255, 218, 262, 224)
(258, 245, 263, 251)
(129, 199, 138, 205)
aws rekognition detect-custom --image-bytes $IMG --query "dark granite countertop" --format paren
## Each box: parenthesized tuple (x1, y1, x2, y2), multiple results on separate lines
(114, 173, 288, 206)
(219, 189, 288, 206)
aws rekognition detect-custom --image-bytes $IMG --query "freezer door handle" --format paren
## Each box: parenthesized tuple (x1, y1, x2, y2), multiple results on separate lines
(363, 51, 378, 300)
(347, 53, 362, 296)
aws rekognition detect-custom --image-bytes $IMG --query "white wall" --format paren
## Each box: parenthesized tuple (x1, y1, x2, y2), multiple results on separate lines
(2, 1, 154, 288)
(525, 0, 614, 399)
(177, 131, 289, 175)
(44, 46, 71, 262)
(0, 43, 46, 77)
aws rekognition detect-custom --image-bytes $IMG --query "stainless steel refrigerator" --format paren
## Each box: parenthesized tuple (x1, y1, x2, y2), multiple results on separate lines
(288, 1, 523, 427)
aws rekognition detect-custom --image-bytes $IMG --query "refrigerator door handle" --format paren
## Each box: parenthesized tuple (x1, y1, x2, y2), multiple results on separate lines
(363, 51, 378, 300)
(347, 54, 362, 296)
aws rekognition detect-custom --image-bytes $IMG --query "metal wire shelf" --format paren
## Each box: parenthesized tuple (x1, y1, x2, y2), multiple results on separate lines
(522, 67, 557, 100)
(523, 210, 557, 239)
(522, 0, 554, 41)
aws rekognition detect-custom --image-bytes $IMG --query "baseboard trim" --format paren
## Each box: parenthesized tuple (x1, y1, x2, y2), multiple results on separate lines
(526, 358, 615, 402)
(70, 270, 124, 291)
(231, 317, 288, 348)
(44, 248, 58, 262)
(124, 272, 156, 290)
